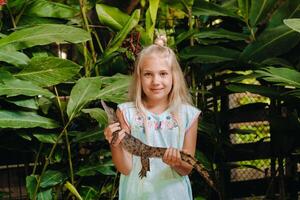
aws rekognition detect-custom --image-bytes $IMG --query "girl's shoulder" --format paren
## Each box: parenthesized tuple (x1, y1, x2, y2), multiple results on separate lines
(178, 104, 201, 131)
(117, 102, 136, 112)
(179, 103, 201, 114)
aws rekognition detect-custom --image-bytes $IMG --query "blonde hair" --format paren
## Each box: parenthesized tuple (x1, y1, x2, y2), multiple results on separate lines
(128, 35, 192, 114)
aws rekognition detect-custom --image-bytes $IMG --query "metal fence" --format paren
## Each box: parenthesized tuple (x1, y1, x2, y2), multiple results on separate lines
(0, 164, 28, 200)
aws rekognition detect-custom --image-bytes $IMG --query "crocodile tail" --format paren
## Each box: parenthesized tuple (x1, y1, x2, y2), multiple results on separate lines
(181, 153, 217, 192)
(193, 161, 216, 190)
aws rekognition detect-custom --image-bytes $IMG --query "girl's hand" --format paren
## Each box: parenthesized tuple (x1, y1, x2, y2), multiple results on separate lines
(104, 122, 126, 147)
(162, 147, 182, 167)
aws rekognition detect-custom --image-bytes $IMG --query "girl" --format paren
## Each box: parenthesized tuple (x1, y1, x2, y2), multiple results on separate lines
(104, 35, 201, 200)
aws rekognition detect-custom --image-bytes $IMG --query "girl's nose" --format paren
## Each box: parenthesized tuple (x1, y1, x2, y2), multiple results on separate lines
(152, 75, 160, 84)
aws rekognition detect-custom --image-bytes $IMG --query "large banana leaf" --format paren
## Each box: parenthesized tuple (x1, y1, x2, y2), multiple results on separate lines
(0, 71, 54, 98)
(0, 49, 29, 66)
(103, 9, 140, 56)
(255, 67, 300, 88)
(96, 4, 130, 31)
(67, 77, 102, 121)
(23, 0, 77, 19)
(0, 110, 59, 129)
(180, 46, 240, 63)
(240, 24, 300, 62)
(15, 56, 81, 87)
(0, 24, 91, 51)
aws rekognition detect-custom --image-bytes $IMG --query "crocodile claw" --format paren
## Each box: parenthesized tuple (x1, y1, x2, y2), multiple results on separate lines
(139, 169, 147, 178)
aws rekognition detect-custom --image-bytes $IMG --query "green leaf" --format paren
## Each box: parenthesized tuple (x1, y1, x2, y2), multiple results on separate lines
(240, 25, 300, 62)
(37, 188, 53, 200)
(18, 15, 62, 26)
(33, 133, 62, 144)
(284, 89, 300, 99)
(284, 18, 300, 33)
(26, 175, 37, 199)
(70, 128, 104, 143)
(180, 46, 240, 63)
(82, 108, 108, 127)
(96, 77, 130, 104)
(256, 67, 300, 88)
(194, 28, 248, 41)
(249, 0, 277, 27)
(100, 73, 130, 85)
(237, 0, 250, 19)
(76, 163, 116, 176)
(0, 49, 30, 66)
(65, 181, 83, 200)
(0, 110, 59, 129)
(0, 71, 54, 98)
(40, 170, 67, 188)
(145, 0, 159, 42)
(0, 24, 91, 51)
(174, 29, 198, 46)
(6, 98, 38, 110)
(96, 4, 130, 31)
(24, 0, 78, 19)
(80, 186, 98, 200)
(261, 57, 292, 67)
(193, 1, 240, 18)
(15, 56, 81, 87)
(268, 1, 300, 28)
(104, 9, 140, 56)
(67, 77, 102, 121)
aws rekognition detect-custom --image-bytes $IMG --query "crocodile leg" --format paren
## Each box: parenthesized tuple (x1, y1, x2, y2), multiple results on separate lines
(139, 156, 150, 178)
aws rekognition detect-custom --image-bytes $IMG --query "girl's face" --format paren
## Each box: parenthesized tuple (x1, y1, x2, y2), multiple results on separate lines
(140, 56, 173, 105)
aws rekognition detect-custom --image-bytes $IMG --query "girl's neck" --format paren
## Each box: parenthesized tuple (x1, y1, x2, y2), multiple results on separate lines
(143, 99, 169, 115)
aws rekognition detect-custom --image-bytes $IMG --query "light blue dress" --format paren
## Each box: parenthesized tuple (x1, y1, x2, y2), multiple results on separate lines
(117, 102, 201, 200)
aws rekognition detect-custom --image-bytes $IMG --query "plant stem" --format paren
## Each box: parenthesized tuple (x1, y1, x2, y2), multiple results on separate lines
(54, 87, 74, 184)
(64, 129, 74, 185)
(32, 121, 71, 200)
(6, 5, 16, 29)
(32, 143, 43, 175)
(79, 0, 97, 76)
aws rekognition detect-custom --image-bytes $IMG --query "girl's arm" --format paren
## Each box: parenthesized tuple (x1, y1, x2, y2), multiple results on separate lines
(163, 117, 198, 176)
(105, 109, 132, 175)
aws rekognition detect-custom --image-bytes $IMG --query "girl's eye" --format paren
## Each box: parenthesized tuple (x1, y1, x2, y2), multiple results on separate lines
(160, 72, 168, 77)
(144, 73, 152, 77)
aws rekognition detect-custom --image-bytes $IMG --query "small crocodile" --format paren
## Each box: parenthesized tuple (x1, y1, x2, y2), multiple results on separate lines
(101, 100, 217, 192)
